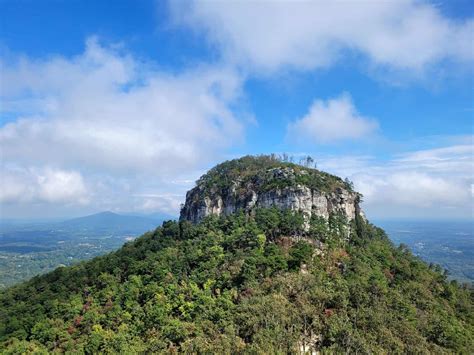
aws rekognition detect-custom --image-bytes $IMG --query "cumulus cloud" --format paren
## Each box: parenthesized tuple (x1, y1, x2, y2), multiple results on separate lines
(317, 142, 474, 219)
(287, 94, 377, 143)
(0, 167, 88, 204)
(133, 194, 184, 215)
(356, 172, 467, 208)
(0, 38, 246, 217)
(1, 38, 244, 174)
(173, 0, 474, 73)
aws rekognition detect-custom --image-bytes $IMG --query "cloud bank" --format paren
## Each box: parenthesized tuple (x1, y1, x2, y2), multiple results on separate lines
(318, 142, 474, 219)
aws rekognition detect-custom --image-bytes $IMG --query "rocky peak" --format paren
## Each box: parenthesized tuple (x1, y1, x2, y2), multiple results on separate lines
(180, 155, 364, 225)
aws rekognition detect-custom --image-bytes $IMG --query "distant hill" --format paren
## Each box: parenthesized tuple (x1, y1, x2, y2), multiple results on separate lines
(57, 211, 162, 235)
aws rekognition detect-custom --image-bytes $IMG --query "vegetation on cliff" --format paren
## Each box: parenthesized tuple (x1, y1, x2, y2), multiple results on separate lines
(195, 155, 355, 195)
(1, 208, 472, 353)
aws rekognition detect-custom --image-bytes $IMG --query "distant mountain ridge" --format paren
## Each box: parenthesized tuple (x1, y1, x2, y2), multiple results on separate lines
(57, 211, 160, 234)
(0, 211, 173, 236)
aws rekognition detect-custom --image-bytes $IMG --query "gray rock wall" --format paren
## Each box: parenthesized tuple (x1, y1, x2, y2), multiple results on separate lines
(180, 182, 363, 225)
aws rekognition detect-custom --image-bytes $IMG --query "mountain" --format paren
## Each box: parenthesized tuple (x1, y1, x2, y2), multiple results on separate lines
(57, 211, 161, 235)
(1, 156, 472, 353)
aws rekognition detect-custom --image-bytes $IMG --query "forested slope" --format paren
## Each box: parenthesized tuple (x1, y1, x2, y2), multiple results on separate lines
(1, 209, 472, 353)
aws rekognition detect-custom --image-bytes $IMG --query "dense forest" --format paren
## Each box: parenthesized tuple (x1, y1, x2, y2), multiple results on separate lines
(1, 207, 472, 353)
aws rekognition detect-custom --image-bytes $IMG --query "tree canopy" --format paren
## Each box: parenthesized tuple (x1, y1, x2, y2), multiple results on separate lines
(0, 209, 472, 353)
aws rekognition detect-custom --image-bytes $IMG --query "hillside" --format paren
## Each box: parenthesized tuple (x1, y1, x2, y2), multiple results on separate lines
(0, 156, 473, 353)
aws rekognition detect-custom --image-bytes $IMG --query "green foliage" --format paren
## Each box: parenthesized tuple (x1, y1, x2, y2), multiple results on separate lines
(255, 207, 307, 240)
(288, 241, 314, 270)
(195, 155, 354, 196)
(309, 215, 330, 242)
(0, 210, 472, 353)
(255, 207, 281, 239)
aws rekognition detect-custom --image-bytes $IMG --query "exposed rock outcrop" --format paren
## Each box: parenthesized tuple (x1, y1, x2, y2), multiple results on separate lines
(180, 157, 364, 225)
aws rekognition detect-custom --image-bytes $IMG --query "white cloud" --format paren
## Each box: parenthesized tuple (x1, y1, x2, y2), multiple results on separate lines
(1, 38, 244, 174)
(356, 172, 467, 208)
(287, 94, 377, 143)
(36, 168, 88, 204)
(173, 0, 474, 73)
(136, 194, 183, 215)
(0, 38, 246, 217)
(0, 167, 88, 204)
(317, 142, 474, 219)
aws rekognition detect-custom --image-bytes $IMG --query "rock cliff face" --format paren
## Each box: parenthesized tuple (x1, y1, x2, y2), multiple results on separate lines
(180, 156, 364, 225)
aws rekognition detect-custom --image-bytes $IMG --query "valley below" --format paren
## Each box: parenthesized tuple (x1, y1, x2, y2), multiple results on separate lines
(0, 212, 167, 288)
(378, 220, 474, 284)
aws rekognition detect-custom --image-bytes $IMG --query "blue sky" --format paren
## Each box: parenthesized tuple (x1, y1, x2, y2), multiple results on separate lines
(0, 0, 473, 220)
